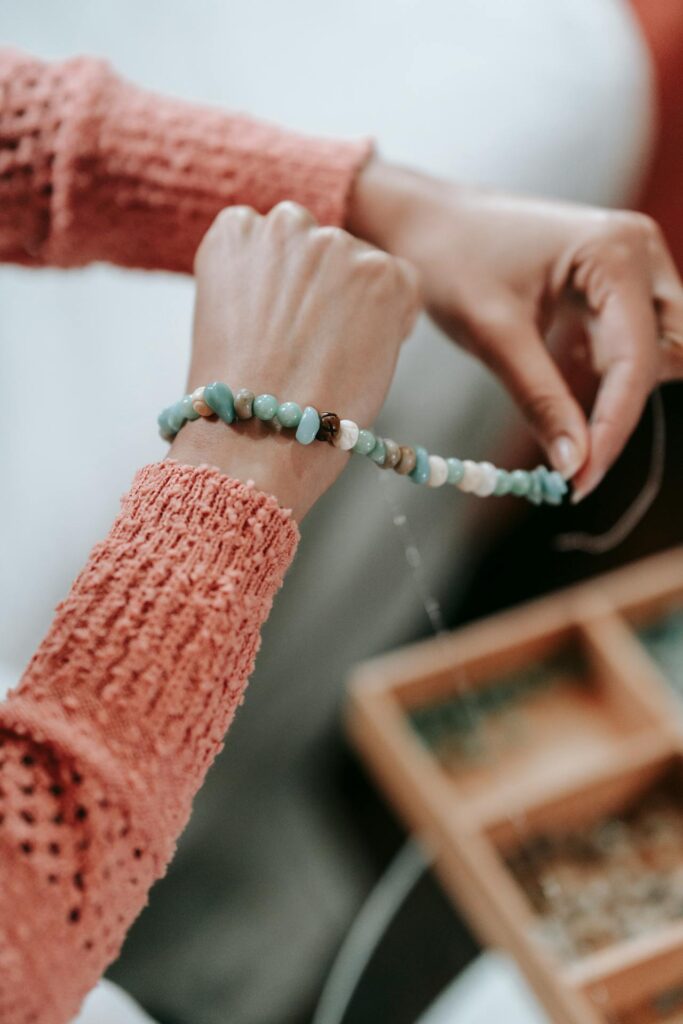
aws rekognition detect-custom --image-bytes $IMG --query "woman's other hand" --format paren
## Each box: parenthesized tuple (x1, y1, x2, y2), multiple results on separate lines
(350, 161, 683, 501)
(170, 202, 419, 520)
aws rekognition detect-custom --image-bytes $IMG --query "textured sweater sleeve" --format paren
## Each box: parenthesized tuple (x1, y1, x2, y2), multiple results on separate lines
(0, 460, 299, 1024)
(0, 49, 372, 271)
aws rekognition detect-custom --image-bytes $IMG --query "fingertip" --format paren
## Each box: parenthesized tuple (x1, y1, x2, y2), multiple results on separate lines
(549, 432, 587, 480)
(570, 421, 612, 503)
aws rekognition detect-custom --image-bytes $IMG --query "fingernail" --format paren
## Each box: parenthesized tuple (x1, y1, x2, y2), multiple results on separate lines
(571, 473, 603, 505)
(550, 435, 582, 480)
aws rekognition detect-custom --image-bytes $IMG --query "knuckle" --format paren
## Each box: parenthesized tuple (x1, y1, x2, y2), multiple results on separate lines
(601, 210, 655, 253)
(396, 257, 421, 305)
(473, 300, 519, 340)
(269, 200, 315, 226)
(312, 224, 348, 246)
(207, 206, 256, 243)
(354, 248, 394, 275)
(218, 205, 254, 227)
(194, 205, 256, 271)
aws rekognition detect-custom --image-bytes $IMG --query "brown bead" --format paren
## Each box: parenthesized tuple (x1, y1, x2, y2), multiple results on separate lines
(395, 446, 417, 475)
(234, 388, 255, 420)
(381, 438, 401, 469)
(316, 412, 341, 442)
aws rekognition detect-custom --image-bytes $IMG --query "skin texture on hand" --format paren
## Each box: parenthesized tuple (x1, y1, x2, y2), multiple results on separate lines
(170, 202, 419, 520)
(349, 160, 683, 501)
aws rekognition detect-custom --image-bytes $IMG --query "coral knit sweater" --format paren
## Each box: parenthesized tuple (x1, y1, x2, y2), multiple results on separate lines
(0, 52, 370, 1024)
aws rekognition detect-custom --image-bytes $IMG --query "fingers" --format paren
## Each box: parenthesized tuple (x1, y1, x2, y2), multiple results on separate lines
(645, 222, 683, 383)
(570, 225, 659, 501)
(474, 306, 589, 478)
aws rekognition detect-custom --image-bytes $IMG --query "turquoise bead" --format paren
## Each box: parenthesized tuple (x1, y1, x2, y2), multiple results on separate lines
(409, 446, 430, 485)
(526, 469, 543, 506)
(353, 429, 376, 456)
(510, 470, 530, 496)
(553, 471, 569, 495)
(295, 406, 320, 445)
(157, 408, 176, 440)
(167, 401, 186, 434)
(494, 470, 512, 496)
(277, 401, 302, 428)
(369, 438, 386, 465)
(204, 381, 235, 424)
(253, 393, 279, 421)
(539, 467, 566, 506)
(447, 458, 464, 485)
(180, 394, 200, 421)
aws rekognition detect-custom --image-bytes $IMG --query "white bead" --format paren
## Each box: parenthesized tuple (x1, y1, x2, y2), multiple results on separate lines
(191, 386, 212, 417)
(334, 419, 360, 451)
(459, 459, 482, 492)
(474, 461, 498, 497)
(427, 455, 448, 487)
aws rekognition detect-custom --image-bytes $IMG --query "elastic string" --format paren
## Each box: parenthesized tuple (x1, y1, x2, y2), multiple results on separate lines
(555, 389, 666, 555)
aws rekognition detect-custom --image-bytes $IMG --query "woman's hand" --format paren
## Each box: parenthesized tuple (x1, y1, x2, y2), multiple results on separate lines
(170, 202, 419, 520)
(350, 161, 683, 501)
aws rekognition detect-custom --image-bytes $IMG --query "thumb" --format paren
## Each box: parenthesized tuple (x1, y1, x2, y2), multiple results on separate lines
(479, 312, 589, 478)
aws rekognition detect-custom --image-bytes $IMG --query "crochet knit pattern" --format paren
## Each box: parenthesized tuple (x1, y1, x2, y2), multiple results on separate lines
(0, 462, 299, 1023)
(0, 49, 371, 271)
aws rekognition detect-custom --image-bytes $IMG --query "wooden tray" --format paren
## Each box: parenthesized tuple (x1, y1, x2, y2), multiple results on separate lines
(346, 547, 683, 1024)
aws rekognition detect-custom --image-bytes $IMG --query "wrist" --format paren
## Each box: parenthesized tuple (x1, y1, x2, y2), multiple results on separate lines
(168, 416, 343, 522)
(347, 158, 430, 251)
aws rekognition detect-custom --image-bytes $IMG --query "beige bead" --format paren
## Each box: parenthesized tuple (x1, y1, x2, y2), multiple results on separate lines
(191, 386, 212, 417)
(234, 388, 255, 420)
(395, 446, 417, 475)
(428, 455, 448, 487)
(333, 419, 360, 451)
(381, 439, 401, 469)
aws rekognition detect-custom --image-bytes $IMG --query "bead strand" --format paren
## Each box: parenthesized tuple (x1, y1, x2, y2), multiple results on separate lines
(158, 383, 569, 506)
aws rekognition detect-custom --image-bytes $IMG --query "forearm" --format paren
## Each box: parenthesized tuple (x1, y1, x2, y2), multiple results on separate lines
(0, 460, 298, 1023)
(0, 49, 372, 271)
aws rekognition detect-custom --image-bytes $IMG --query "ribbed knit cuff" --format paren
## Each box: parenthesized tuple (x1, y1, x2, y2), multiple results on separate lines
(2, 52, 373, 270)
(8, 462, 299, 821)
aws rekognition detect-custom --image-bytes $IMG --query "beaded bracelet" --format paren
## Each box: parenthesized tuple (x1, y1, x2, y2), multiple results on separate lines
(158, 382, 569, 506)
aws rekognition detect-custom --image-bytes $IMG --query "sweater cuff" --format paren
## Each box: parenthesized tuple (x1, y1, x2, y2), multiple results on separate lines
(4, 52, 373, 270)
(9, 461, 299, 812)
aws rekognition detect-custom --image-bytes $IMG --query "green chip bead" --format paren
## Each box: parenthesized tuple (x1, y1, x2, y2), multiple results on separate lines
(510, 469, 530, 497)
(447, 458, 464, 485)
(369, 438, 387, 464)
(295, 406, 320, 445)
(409, 446, 430, 485)
(352, 429, 376, 456)
(253, 393, 279, 421)
(166, 401, 187, 434)
(494, 470, 512, 496)
(158, 408, 176, 440)
(180, 394, 200, 421)
(277, 401, 302, 428)
(539, 467, 566, 506)
(204, 381, 235, 424)
(526, 468, 544, 506)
